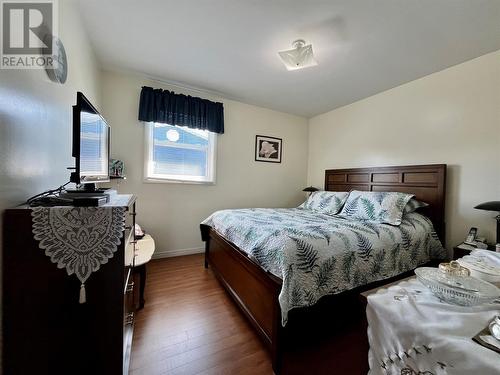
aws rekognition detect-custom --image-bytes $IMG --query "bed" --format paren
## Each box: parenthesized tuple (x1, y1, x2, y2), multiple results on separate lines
(200, 164, 447, 374)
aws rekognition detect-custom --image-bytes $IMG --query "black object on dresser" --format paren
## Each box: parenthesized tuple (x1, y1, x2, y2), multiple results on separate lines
(2, 195, 137, 375)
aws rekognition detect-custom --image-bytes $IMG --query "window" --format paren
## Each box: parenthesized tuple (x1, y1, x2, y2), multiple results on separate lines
(145, 123, 216, 183)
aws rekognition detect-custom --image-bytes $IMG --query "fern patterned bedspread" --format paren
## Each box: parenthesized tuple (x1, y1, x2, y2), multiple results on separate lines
(201, 208, 446, 325)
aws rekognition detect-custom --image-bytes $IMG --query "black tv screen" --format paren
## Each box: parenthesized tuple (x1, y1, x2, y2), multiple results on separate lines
(71, 92, 110, 185)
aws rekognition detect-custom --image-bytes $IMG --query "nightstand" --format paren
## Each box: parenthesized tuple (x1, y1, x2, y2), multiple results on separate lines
(452, 244, 496, 260)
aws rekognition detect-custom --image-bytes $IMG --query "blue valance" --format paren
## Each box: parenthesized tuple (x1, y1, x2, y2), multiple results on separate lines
(138, 86, 224, 134)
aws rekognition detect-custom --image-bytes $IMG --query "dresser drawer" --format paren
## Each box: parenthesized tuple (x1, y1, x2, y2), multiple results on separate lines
(124, 203, 136, 267)
(124, 230, 135, 267)
(123, 268, 135, 323)
(123, 268, 135, 374)
(124, 207, 135, 231)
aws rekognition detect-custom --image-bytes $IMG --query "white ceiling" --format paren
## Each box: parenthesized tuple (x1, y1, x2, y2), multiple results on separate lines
(76, 0, 500, 117)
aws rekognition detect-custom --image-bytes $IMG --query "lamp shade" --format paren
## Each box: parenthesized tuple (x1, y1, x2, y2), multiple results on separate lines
(302, 186, 319, 193)
(474, 201, 500, 212)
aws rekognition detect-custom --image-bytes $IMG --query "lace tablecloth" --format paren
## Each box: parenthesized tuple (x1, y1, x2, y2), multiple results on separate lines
(31, 206, 126, 303)
(367, 278, 499, 375)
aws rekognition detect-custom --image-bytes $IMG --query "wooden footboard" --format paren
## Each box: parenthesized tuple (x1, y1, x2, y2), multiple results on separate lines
(200, 224, 283, 372)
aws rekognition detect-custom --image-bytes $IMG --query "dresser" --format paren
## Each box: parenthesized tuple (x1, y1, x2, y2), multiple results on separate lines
(2, 194, 137, 375)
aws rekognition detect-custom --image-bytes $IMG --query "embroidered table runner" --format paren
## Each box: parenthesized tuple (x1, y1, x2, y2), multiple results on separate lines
(367, 278, 499, 375)
(31, 206, 126, 303)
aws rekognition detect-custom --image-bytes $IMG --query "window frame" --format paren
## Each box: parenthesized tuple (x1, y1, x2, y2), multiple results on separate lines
(144, 122, 217, 185)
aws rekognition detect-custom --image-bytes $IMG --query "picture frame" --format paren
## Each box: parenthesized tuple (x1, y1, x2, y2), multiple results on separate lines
(255, 135, 282, 163)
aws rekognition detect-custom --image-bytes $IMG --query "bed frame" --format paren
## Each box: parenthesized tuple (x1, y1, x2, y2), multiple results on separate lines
(200, 164, 446, 374)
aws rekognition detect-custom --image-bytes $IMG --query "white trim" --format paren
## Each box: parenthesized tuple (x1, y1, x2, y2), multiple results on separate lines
(102, 65, 233, 101)
(143, 177, 216, 185)
(152, 246, 204, 259)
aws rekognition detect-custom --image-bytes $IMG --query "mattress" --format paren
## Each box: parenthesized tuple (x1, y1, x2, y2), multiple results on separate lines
(202, 208, 446, 324)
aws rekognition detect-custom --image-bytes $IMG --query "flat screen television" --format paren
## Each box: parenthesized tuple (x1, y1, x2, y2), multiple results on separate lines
(70, 92, 110, 191)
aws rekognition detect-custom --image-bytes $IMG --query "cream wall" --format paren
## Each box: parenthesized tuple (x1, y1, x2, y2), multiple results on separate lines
(0, 0, 102, 357)
(101, 70, 308, 257)
(308, 50, 500, 249)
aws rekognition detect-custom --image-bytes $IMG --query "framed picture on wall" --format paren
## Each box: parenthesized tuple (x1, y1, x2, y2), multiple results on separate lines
(255, 135, 282, 163)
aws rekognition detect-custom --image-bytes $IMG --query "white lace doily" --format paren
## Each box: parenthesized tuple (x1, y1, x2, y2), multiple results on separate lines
(31, 206, 126, 303)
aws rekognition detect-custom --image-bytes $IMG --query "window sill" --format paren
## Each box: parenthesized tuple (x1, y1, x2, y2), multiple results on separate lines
(143, 177, 216, 186)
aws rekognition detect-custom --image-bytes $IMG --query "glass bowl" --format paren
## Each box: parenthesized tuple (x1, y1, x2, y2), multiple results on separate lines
(415, 267, 500, 306)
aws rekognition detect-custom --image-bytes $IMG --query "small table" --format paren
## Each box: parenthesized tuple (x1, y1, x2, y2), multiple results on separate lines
(362, 277, 499, 374)
(453, 244, 496, 260)
(134, 234, 155, 309)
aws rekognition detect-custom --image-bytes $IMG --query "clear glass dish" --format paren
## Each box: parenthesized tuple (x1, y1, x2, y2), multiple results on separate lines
(415, 267, 500, 306)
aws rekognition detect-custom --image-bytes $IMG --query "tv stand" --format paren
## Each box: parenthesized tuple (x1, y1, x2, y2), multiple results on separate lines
(83, 183, 98, 192)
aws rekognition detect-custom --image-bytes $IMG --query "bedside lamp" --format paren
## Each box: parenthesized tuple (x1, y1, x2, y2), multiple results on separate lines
(474, 201, 500, 245)
(302, 186, 319, 196)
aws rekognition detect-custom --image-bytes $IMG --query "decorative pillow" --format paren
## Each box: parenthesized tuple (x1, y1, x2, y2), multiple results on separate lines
(404, 198, 429, 214)
(340, 191, 414, 225)
(301, 191, 349, 216)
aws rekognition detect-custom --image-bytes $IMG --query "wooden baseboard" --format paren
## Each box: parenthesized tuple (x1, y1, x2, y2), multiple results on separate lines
(152, 246, 204, 259)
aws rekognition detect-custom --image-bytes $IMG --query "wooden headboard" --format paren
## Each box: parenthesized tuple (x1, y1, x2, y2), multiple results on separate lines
(325, 164, 446, 244)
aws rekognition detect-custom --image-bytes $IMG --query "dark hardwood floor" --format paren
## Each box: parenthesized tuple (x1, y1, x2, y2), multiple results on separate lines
(130, 254, 274, 375)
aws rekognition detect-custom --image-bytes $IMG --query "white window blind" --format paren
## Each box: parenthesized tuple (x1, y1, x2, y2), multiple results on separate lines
(145, 123, 216, 183)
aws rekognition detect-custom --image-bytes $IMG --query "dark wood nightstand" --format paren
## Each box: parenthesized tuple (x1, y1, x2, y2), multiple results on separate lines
(452, 244, 496, 260)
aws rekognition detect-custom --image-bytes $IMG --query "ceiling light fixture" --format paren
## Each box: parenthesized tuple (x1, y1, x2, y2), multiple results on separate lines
(278, 39, 318, 71)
